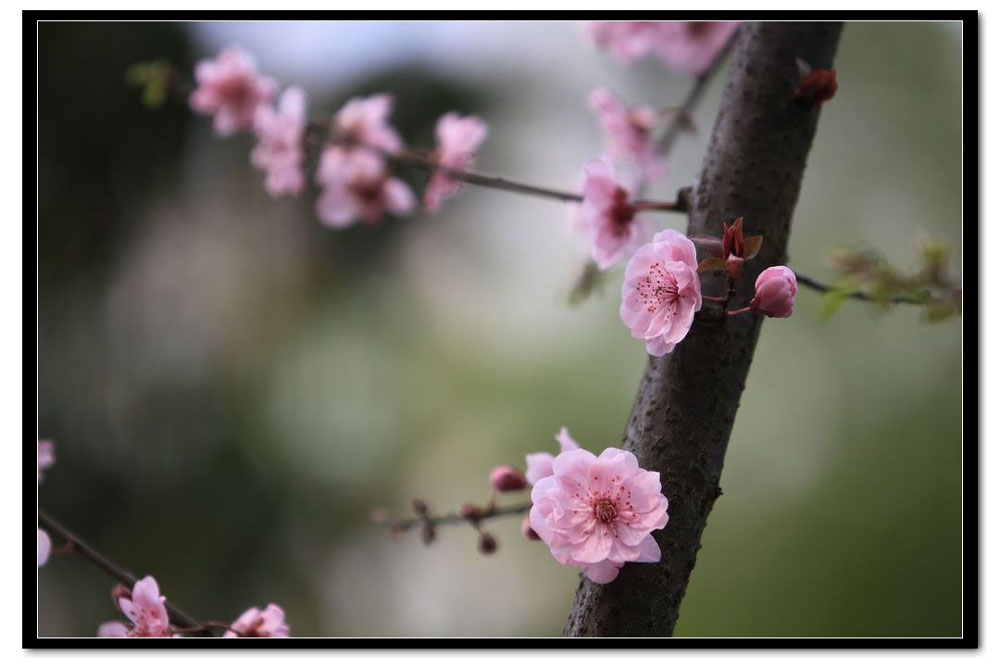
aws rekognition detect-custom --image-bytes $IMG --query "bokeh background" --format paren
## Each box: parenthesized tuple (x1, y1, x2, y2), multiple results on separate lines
(36, 21, 964, 637)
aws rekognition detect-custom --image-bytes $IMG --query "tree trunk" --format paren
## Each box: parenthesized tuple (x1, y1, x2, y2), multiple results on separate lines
(564, 21, 843, 637)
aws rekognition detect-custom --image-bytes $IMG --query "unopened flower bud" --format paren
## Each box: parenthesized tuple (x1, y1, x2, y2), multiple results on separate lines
(460, 503, 483, 522)
(521, 514, 540, 541)
(110, 583, 131, 612)
(724, 254, 745, 283)
(421, 523, 436, 545)
(489, 465, 527, 493)
(721, 217, 745, 259)
(795, 59, 838, 108)
(750, 266, 797, 318)
(478, 532, 498, 555)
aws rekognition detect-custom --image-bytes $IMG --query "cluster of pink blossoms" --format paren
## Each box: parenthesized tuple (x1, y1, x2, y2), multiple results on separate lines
(189, 46, 488, 226)
(524, 428, 669, 584)
(584, 21, 739, 76)
(37, 440, 55, 567)
(576, 24, 737, 271)
(97, 575, 289, 638)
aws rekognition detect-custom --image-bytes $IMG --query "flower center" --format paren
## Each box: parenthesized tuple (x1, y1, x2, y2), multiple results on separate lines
(608, 187, 636, 236)
(637, 262, 680, 313)
(593, 498, 618, 524)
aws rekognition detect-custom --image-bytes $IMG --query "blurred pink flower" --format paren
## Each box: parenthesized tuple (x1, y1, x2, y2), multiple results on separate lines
(100, 575, 172, 637)
(224, 603, 290, 637)
(653, 22, 739, 77)
(584, 22, 738, 76)
(37, 528, 51, 567)
(489, 465, 528, 493)
(97, 621, 129, 637)
(529, 446, 669, 584)
(314, 147, 415, 227)
(525, 427, 581, 486)
(424, 112, 489, 212)
(251, 86, 308, 197)
(750, 266, 797, 318)
(189, 46, 277, 137)
(588, 88, 663, 179)
(37, 440, 55, 483)
(620, 229, 702, 356)
(576, 160, 649, 270)
(332, 94, 403, 155)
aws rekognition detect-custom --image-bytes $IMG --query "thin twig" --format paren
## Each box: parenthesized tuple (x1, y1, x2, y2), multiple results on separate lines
(37, 509, 205, 633)
(656, 28, 738, 155)
(377, 502, 532, 534)
(793, 271, 928, 305)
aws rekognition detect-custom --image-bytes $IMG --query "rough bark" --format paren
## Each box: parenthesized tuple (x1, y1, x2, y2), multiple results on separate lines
(564, 22, 843, 637)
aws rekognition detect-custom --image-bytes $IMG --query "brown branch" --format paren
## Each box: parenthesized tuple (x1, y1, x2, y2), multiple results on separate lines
(564, 22, 844, 637)
(37, 508, 208, 634)
(793, 271, 929, 305)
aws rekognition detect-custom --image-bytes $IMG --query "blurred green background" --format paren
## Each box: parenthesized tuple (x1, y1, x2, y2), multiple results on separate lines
(36, 21, 963, 637)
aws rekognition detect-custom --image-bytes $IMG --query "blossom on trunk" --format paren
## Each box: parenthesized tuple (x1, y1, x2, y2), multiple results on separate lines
(588, 88, 663, 179)
(620, 229, 703, 356)
(98, 575, 172, 637)
(575, 160, 649, 270)
(529, 445, 669, 584)
(189, 46, 277, 137)
(314, 146, 415, 227)
(525, 427, 581, 486)
(750, 266, 797, 318)
(251, 86, 308, 197)
(332, 93, 403, 155)
(224, 604, 290, 637)
(424, 112, 489, 212)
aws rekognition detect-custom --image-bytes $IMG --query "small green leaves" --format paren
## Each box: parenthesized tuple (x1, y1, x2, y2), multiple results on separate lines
(125, 60, 173, 110)
(818, 283, 854, 322)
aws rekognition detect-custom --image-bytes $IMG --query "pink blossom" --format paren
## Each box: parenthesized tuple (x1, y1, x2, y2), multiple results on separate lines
(576, 160, 650, 270)
(750, 266, 797, 318)
(332, 94, 403, 155)
(588, 88, 663, 179)
(584, 22, 738, 77)
(525, 427, 581, 486)
(37, 529, 51, 567)
(189, 46, 277, 137)
(653, 22, 739, 77)
(38, 440, 55, 483)
(251, 86, 308, 197)
(529, 445, 669, 584)
(489, 465, 528, 493)
(314, 146, 415, 227)
(620, 229, 703, 356)
(97, 621, 129, 637)
(100, 575, 172, 637)
(424, 113, 489, 212)
(224, 603, 290, 637)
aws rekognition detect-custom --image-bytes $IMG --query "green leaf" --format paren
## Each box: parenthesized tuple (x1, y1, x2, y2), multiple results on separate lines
(818, 289, 850, 322)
